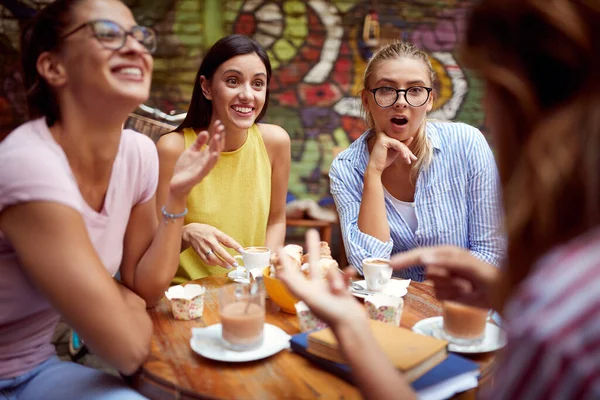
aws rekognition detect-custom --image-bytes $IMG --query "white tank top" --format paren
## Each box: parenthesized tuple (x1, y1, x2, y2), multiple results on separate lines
(384, 187, 418, 233)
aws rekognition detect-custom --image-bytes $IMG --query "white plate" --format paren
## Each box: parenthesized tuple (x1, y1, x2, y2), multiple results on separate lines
(350, 279, 410, 299)
(227, 268, 249, 284)
(190, 323, 290, 362)
(412, 316, 507, 354)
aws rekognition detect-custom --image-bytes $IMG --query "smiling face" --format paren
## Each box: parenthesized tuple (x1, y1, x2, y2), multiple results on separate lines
(201, 53, 268, 132)
(362, 57, 433, 142)
(55, 0, 153, 112)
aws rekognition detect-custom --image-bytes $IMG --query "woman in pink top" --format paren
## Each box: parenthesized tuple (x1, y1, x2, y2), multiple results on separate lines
(277, 0, 600, 399)
(0, 0, 224, 398)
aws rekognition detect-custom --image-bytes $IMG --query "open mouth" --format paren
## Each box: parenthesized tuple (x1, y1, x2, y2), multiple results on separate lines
(391, 116, 409, 126)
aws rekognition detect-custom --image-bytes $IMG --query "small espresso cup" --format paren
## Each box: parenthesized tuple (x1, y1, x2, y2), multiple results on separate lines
(234, 246, 271, 279)
(362, 257, 393, 292)
(442, 301, 488, 346)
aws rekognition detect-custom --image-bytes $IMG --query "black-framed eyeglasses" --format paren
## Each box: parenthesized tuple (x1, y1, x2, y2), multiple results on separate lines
(369, 86, 433, 108)
(61, 19, 157, 54)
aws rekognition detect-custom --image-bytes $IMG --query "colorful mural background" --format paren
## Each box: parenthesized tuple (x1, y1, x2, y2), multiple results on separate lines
(0, 0, 483, 201)
(221, 0, 483, 200)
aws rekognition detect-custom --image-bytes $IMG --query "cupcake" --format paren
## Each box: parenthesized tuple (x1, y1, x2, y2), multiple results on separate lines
(164, 284, 206, 320)
(295, 301, 328, 332)
(365, 293, 404, 326)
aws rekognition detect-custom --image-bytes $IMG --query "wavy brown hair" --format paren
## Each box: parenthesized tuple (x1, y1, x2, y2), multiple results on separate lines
(460, 0, 600, 306)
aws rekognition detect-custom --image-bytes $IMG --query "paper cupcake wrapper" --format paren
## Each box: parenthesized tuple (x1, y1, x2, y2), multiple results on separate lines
(295, 302, 328, 332)
(366, 302, 403, 326)
(169, 295, 205, 321)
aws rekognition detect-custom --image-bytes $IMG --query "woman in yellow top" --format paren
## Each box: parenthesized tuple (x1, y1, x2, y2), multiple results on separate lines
(157, 34, 291, 283)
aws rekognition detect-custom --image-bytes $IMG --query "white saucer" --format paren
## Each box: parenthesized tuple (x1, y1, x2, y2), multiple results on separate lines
(190, 323, 290, 362)
(227, 268, 249, 284)
(350, 279, 410, 299)
(412, 316, 507, 354)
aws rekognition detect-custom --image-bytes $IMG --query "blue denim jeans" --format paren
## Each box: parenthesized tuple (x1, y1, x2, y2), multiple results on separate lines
(0, 356, 147, 400)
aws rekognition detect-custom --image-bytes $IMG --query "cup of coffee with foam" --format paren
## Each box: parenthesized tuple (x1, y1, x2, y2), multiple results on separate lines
(362, 257, 393, 292)
(234, 246, 271, 280)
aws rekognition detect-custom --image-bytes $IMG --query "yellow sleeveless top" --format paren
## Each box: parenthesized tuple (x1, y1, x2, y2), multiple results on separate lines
(172, 124, 272, 284)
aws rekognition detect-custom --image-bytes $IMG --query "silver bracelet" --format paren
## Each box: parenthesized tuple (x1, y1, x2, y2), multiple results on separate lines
(161, 206, 188, 224)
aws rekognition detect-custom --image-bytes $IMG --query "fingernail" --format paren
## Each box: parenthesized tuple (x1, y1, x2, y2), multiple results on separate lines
(233, 261, 239, 268)
(237, 248, 244, 253)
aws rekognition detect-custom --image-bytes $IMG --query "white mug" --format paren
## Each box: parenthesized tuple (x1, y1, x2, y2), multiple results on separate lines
(362, 257, 392, 292)
(234, 246, 271, 278)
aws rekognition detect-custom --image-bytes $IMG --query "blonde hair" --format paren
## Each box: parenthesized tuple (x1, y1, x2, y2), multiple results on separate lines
(362, 41, 437, 177)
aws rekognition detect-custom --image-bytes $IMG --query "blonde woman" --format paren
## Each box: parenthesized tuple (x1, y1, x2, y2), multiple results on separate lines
(330, 42, 505, 280)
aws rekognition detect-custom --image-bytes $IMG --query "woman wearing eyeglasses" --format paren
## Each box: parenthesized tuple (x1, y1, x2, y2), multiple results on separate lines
(0, 0, 223, 398)
(330, 42, 505, 280)
(280, 0, 600, 397)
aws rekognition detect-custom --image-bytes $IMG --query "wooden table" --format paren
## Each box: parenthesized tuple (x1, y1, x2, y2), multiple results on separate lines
(133, 277, 495, 399)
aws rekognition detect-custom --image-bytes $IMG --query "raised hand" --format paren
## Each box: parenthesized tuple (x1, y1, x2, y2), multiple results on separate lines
(183, 223, 242, 268)
(169, 119, 225, 197)
(390, 246, 499, 309)
(368, 132, 417, 173)
(276, 230, 367, 331)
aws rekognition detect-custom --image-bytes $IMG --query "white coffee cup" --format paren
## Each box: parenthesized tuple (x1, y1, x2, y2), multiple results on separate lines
(362, 257, 392, 292)
(234, 246, 271, 278)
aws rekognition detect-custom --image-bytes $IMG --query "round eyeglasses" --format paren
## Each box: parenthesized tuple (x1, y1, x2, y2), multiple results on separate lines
(61, 19, 157, 54)
(369, 86, 433, 108)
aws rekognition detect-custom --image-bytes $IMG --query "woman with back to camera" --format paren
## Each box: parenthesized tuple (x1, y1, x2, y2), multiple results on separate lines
(0, 0, 224, 398)
(279, 0, 600, 398)
(330, 41, 505, 281)
(157, 34, 291, 284)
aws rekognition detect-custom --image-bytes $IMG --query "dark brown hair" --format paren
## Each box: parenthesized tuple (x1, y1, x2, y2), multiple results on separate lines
(460, 0, 600, 307)
(174, 34, 272, 133)
(20, 0, 91, 126)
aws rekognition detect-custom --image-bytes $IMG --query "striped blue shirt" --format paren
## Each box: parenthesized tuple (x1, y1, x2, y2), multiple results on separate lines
(329, 121, 506, 281)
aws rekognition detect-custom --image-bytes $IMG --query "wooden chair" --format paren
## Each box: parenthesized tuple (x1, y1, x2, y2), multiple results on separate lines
(285, 145, 350, 266)
(286, 218, 333, 246)
(125, 113, 176, 142)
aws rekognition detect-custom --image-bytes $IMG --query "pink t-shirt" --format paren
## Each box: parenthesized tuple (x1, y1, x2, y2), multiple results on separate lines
(0, 118, 158, 378)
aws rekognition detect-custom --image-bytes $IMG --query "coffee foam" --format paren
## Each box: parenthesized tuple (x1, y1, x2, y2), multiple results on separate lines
(244, 247, 269, 254)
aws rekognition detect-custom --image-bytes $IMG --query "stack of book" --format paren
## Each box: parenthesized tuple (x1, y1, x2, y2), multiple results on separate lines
(290, 320, 480, 400)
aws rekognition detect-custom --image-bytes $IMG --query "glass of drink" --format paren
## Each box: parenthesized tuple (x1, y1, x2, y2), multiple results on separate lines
(219, 284, 266, 351)
(442, 301, 488, 346)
